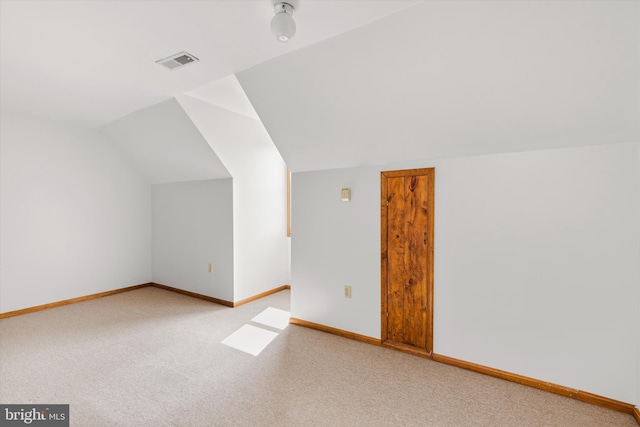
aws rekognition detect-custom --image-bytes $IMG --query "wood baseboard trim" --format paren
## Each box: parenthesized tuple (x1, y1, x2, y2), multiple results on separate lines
(0, 282, 292, 319)
(0, 283, 152, 319)
(150, 283, 234, 307)
(150, 283, 290, 308)
(289, 317, 382, 347)
(432, 353, 577, 397)
(575, 389, 635, 415)
(232, 285, 291, 307)
(432, 353, 635, 415)
(4, 284, 636, 422)
(286, 319, 635, 418)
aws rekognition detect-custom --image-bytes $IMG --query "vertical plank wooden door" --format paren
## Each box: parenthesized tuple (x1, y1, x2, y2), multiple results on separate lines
(381, 168, 434, 356)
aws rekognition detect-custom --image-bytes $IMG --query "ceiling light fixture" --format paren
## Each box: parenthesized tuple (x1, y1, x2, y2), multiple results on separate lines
(271, 2, 296, 43)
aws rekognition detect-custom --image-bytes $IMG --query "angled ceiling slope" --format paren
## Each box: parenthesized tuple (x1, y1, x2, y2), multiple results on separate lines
(177, 92, 284, 179)
(0, 0, 421, 128)
(102, 98, 230, 185)
(186, 75, 260, 121)
(238, 0, 640, 173)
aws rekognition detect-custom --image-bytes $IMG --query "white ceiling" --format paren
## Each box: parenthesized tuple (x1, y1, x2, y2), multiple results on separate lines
(186, 75, 260, 121)
(0, 0, 421, 128)
(238, 0, 640, 172)
(102, 98, 231, 184)
(1, 0, 638, 176)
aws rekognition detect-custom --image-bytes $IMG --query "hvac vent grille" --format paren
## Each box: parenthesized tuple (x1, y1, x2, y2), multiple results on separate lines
(156, 51, 199, 70)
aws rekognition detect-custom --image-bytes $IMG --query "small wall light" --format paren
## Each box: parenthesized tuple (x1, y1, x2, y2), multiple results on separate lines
(341, 188, 351, 202)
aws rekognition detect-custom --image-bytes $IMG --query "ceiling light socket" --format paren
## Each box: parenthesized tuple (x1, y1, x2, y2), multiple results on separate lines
(271, 2, 296, 43)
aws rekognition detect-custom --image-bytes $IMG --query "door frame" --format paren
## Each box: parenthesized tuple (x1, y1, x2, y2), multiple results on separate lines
(381, 168, 434, 356)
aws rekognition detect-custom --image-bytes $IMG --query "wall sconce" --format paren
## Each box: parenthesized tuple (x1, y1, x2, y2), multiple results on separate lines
(341, 188, 351, 202)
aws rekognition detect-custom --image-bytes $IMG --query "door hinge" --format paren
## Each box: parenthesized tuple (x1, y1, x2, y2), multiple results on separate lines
(386, 200, 389, 207)
(386, 312, 389, 317)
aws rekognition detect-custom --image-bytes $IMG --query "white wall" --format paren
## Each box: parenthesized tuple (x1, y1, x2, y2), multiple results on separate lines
(434, 143, 638, 403)
(152, 179, 234, 302)
(0, 111, 152, 313)
(178, 95, 289, 302)
(291, 167, 381, 335)
(291, 143, 639, 403)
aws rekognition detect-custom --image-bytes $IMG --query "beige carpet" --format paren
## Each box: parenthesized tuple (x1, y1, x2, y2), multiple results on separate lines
(0, 287, 636, 426)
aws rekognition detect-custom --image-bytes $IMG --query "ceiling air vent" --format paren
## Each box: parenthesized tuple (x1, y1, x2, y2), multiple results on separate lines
(156, 51, 199, 70)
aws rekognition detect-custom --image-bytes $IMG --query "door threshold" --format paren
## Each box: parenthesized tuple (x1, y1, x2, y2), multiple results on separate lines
(382, 340, 432, 359)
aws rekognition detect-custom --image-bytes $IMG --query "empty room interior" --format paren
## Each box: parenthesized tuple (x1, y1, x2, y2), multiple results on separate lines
(1, 1, 639, 426)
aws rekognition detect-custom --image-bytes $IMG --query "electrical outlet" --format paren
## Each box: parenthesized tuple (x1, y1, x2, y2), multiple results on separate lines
(344, 285, 352, 298)
(208, 263, 213, 273)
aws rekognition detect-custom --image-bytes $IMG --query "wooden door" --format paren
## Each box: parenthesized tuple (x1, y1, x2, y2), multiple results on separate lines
(381, 168, 434, 356)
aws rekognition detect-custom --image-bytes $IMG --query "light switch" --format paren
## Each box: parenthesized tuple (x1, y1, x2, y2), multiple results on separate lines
(341, 188, 351, 202)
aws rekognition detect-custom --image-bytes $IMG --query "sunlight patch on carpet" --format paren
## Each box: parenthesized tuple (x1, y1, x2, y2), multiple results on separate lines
(221, 324, 278, 356)
(251, 307, 290, 330)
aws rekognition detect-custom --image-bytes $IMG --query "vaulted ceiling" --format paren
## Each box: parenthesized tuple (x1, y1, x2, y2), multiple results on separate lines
(239, 0, 640, 171)
(2, 0, 638, 176)
(0, 0, 420, 127)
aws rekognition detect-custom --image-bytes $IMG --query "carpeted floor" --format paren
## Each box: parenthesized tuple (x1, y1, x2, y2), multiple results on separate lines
(0, 287, 636, 426)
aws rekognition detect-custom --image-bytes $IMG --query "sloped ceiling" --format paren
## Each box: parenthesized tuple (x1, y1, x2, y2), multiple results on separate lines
(2, 1, 638, 177)
(178, 93, 284, 179)
(186, 75, 260, 121)
(102, 99, 230, 184)
(0, 0, 420, 128)
(179, 75, 283, 179)
(237, 1, 640, 172)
